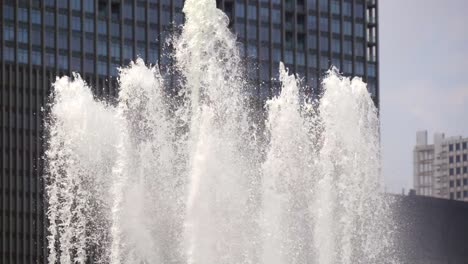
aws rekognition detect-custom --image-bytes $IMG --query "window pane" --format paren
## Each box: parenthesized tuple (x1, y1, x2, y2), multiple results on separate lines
(31, 10, 42, 24)
(17, 49, 28, 63)
(18, 8, 28, 22)
(4, 26, 15, 41)
(72, 16, 82, 31)
(4, 6, 14, 20)
(98, 20, 107, 35)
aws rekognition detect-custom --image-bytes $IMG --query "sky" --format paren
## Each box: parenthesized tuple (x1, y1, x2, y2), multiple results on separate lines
(379, 0, 468, 193)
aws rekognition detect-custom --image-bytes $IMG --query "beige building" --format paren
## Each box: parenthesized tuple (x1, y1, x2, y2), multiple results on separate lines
(414, 131, 468, 201)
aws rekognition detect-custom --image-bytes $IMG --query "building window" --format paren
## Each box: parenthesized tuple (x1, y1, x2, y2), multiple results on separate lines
(344, 21, 352, 35)
(297, 52, 305, 66)
(123, 2, 133, 19)
(58, 32, 68, 49)
(58, 14, 68, 28)
(72, 16, 82, 31)
(97, 61, 107, 75)
(285, 50, 293, 64)
(355, 22, 364, 38)
(332, 40, 340, 53)
(355, 42, 364, 57)
(18, 27, 29, 43)
(449, 156, 454, 163)
(456, 155, 461, 163)
(84, 37, 95, 53)
(464, 178, 468, 185)
(332, 19, 340, 34)
(309, 15, 317, 30)
(450, 192, 454, 199)
(111, 43, 120, 59)
(268, 27, 278, 44)
(368, 64, 376, 77)
(111, 23, 120, 36)
(84, 58, 95, 73)
(354, 3, 364, 18)
(344, 40, 352, 55)
(343, 1, 352, 16)
(456, 179, 461, 187)
(58, 1, 68, 8)
(71, 56, 81, 72)
(236, 3, 245, 18)
(136, 26, 146, 41)
(456, 191, 461, 199)
(18, 8, 28, 22)
(456, 143, 460, 151)
(248, 24, 257, 40)
(45, 52, 55, 67)
(456, 167, 461, 175)
(71, 35, 81, 52)
(320, 56, 329, 70)
(464, 167, 467, 174)
(464, 154, 468, 161)
(309, 35, 317, 49)
(3, 47, 15, 61)
(4, 5, 14, 20)
(450, 180, 454, 187)
(248, 44, 258, 58)
(45, 11, 55, 26)
(32, 30, 41, 46)
(343, 60, 352, 74)
(449, 144, 454, 151)
(272, 9, 281, 24)
(46, 30, 55, 48)
(260, 27, 269, 42)
(449, 168, 454, 176)
(71, 0, 81, 10)
(320, 36, 329, 52)
(285, 32, 294, 49)
(98, 40, 107, 56)
(331, 0, 340, 15)
(463, 142, 467, 149)
(58, 55, 68, 70)
(85, 1, 95, 13)
(32, 51, 42, 65)
(248, 5, 257, 20)
(98, 20, 107, 35)
(148, 48, 159, 62)
(136, 5, 146, 21)
(260, 7, 269, 21)
(319, 0, 328, 12)
(464, 191, 468, 198)
(84, 19, 94, 33)
(31, 9, 42, 24)
(320, 17, 328, 32)
(4, 26, 14, 41)
(123, 44, 132, 60)
(355, 62, 364, 76)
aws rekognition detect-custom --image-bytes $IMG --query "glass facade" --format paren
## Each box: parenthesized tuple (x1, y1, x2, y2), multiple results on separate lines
(0, 0, 379, 262)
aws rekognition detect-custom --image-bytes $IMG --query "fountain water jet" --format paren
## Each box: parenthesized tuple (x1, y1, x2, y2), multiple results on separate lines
(44, 0, 399, 263)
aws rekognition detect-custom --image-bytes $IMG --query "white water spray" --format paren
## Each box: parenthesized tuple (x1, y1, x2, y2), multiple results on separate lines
(45, 1, 398, 263)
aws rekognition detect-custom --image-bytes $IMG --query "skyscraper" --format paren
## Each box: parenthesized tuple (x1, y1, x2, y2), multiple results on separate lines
(0, 0, 379, 262)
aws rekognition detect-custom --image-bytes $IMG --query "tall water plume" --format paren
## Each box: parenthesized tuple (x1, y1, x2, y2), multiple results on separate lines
(45, 0, 398, 263)
(175, 0, 260, 262)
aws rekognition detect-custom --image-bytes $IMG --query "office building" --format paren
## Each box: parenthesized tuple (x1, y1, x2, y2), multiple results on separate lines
(1, 0, 379, 262)
(414, 130, 468, 201)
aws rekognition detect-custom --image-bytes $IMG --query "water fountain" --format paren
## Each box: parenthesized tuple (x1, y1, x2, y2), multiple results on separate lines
(44, 0, 398, 263)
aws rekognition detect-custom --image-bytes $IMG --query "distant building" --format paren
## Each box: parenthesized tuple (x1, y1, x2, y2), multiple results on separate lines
(414, 130, 468, 201)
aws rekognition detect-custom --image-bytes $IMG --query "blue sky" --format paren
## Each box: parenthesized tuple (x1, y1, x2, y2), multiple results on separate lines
(379, 0, 468, 193)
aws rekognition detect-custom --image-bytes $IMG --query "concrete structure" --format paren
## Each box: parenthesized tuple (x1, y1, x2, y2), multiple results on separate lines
(1, 0, 379, 262)
(414, 130, 468, 201)
(394, 194, 468, 263)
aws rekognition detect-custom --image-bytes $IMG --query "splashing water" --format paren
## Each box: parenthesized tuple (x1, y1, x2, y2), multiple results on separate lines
(45, 1, 398, 263)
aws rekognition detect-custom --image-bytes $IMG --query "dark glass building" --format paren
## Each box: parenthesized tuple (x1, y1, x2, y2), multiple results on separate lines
(0, 0, 379, 262)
